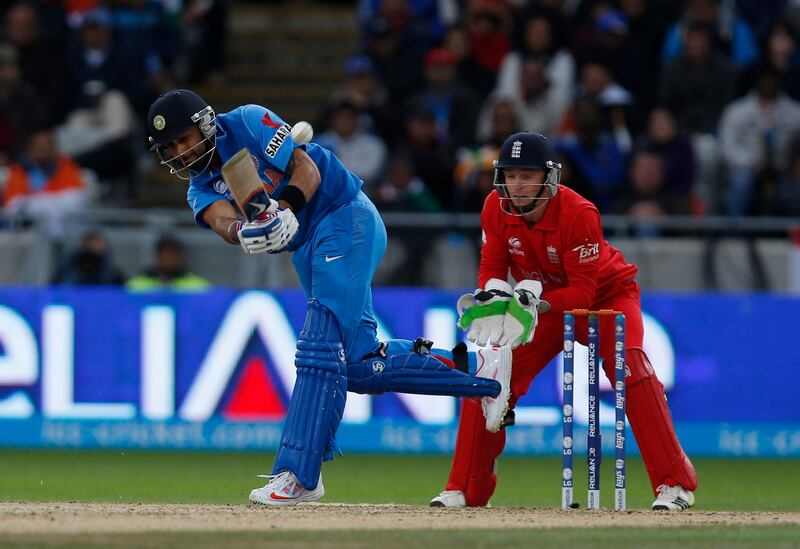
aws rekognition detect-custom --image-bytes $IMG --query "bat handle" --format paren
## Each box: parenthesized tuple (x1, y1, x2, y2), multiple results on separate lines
(243, 191, 275, 222)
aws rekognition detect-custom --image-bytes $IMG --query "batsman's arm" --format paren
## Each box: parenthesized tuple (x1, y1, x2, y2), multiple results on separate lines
(202, 200, 243, 244)
(278, 148, 320, 212)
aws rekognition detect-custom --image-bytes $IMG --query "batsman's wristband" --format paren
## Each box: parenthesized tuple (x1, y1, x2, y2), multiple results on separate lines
(226, 221, 241, 244)
(279, 184, 307, 213)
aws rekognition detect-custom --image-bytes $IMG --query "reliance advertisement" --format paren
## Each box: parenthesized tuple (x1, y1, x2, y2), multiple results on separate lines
(0, 288, 798, 457)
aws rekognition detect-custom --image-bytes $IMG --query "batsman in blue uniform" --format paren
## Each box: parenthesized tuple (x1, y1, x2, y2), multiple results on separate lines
(146, 90, 513, 505)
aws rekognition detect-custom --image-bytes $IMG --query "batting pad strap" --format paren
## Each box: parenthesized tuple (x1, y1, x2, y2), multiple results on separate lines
(452, 341, 469, 373)
(273, 299, 347, 490)
(346, 352, 500, 398)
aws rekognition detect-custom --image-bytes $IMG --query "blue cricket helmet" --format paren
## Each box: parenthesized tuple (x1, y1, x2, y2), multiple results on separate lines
(147, 89, 217, 179)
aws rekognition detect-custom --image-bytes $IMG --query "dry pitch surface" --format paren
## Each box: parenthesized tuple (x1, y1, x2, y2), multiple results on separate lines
(2, 502, 799, 534)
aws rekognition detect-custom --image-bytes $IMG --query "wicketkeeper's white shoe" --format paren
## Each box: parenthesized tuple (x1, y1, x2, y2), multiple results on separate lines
(651, 484, 695, 510)
(429, 489, 466, 508)
(249, 470, 324, 506)
(476, 345, 512, 433)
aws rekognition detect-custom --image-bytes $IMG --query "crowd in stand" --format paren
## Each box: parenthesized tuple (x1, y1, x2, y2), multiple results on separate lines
(0, 0, 225, 231)
(315, 0, 800, 219)
(2, 0, 800, 250)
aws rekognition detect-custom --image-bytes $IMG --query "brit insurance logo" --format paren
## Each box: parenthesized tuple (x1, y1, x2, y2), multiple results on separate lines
(573, 242, 600, 264)
(511, 140, 522, 158)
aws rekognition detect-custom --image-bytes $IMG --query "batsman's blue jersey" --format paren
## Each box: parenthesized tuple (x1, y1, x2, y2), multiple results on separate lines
(186, 104, 385, 361)
(187, 105, 362, 251)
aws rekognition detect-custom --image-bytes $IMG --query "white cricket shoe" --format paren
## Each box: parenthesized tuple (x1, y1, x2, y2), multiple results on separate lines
(476, 345, 512, 432)
(652, 484, 695, 510)
(249, 470, 324, 506)
(429, 490, 466, 508)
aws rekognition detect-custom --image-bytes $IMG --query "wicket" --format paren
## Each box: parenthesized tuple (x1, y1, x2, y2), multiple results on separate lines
(562, 309, 626, 511)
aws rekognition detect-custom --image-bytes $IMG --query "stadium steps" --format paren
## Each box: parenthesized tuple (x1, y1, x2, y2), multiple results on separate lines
(196, 2, 357, 116)
(139, 2, 358, 208)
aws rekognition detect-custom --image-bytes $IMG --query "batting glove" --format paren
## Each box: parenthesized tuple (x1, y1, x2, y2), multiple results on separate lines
(456, 278, 513, 346)
(236, 199, 299, 254)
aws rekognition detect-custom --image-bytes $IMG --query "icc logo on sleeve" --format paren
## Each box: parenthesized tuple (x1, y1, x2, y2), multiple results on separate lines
(213, 180, 228, 194)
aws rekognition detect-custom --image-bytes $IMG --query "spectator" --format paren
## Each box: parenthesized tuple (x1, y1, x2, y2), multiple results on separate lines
(371, 151, 443, 286)
(360, 0, 447, 54)
(464, 0, 512, 75)
(495, 12, 575, 114)
(638, 107, 698, 205)
(616, 150, 691, 235)
(662, 0, 759, 69)
(317, 98, 388, 191)
(719, 65, 800, 215)
(365, 18, 423, 103)
(765, 21, 800, 101)
(399, 104, 456, 210)
(181, 0, 228, 84)
(619, 0, 674, 117)
(574, 6, 635, 93)
(452, 144, 498, 212)
(517, 58, 565, 137)
(108, 0, 180, 88)
(560, 62, 633, 151)
(66, 7, 153, 114)
(3, 2, 68, 122)
(659, 21, 735, 214)
(127, 235, 211, 291)
(54, 84, 135, 197)
(372, 154, 441, 212)
(443, 25, 496, 100)
(1, 128, 90, 236)
(51, 229, 126, 285)
(476, 94, 523, 147)
(325, 55, 399, 146)
(0, 42, 49, 165)
(408, 47, 481, 148)
(556, 97, 628, 212)
(659, 21, 736, 135)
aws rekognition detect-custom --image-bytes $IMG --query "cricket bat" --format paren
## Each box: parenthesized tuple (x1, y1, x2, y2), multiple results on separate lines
(221, 148, 274, 222)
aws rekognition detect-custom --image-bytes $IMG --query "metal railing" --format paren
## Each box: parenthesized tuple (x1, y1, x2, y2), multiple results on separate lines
(2, 208, 797, 236)
(1, 209, 798, 290)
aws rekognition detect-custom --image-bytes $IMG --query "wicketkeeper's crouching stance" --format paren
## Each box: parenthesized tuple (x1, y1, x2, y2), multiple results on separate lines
(430, 132, 698, 511)
(146, 89, 513, 506)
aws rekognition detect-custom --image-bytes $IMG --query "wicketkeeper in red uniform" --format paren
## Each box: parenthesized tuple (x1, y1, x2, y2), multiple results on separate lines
(430, 132, 698, 511)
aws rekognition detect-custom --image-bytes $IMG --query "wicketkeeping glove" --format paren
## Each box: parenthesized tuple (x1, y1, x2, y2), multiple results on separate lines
(456, 278, 513, 346)
(236, 199, 299, 254)
(496, 280, 543, 349)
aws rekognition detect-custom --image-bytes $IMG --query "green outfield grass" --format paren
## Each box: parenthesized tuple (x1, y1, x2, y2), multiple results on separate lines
(0, 450, 798, 511)
(1, 450, 799, 547)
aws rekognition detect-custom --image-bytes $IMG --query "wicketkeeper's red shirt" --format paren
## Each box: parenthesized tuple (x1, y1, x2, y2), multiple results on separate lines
(478, 187, 638, 314)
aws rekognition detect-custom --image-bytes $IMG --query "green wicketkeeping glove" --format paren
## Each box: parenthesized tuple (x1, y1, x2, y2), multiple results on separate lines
(456, 278, 513, 346)
(496, 280, 543, 349)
